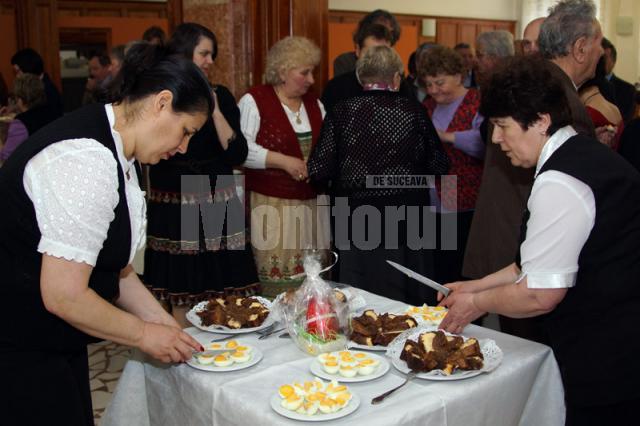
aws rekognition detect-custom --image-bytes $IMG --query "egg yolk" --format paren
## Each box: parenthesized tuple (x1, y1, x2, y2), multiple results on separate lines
(359, 359, 375, 365)
(279, 385, 294, 398)
(286, 394, 301, 402)
(214, 355, 227, 362)
(325, 361, 338, 367)
(236, 345, 248, 352)
(226, 340, 238, 349)
(354, 353, 367, 359)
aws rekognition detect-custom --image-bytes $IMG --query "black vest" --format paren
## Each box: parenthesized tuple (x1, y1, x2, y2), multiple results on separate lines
(519, 134, 640, 406)
(0, 103, 131, 353)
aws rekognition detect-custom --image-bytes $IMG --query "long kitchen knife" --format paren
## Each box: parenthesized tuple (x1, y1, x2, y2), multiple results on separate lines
(386, 260, 451, 297)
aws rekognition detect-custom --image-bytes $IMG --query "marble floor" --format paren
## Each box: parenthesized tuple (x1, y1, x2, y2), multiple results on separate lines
(89, 341, 131, 425)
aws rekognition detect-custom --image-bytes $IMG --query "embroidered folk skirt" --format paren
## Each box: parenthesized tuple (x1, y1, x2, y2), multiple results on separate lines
(144, 181, 258, 299)
(249, 191, 330, 298)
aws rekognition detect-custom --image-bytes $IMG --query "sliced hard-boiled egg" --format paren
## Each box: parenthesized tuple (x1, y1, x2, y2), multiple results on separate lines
(322, 360, 340, 375)
(333, 391, 352, 407)
(318, 398, 336, 414)
(225, 340, 239, 350)
(195, 353, 215, 365)
(357, 358, 380, 375)
(281, 394, 303, 411)
(231, 350, 250, 363)
(326, 383, 348, 397)
(317, 353, 334, 363)
(353, 352, 368, 360)
(338, 365, 357, 378)
(278, 384, 295, 399)
(234, 345, 252, 354)
(213, 354, 233, 367)
(208, 343, 223, 351)
(304, 401, 320, 415)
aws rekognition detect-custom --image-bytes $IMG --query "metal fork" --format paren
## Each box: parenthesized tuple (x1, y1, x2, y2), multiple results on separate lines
(258, 327, 285, 340)
(371, 371, 418, 404)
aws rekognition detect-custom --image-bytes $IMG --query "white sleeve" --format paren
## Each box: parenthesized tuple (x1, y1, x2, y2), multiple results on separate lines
(239, 94, 268, 169)
(520, 171, 595, 289)
(23, 139, 120, 266)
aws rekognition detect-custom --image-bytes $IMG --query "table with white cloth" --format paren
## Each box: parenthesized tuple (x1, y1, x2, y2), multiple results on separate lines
(101, 289, 565, 426)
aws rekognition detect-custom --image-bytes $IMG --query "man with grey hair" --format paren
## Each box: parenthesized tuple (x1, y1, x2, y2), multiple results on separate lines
(475, 31, 514, 87)
(538, 0, 600, 137)
(465, 0, 602, 368)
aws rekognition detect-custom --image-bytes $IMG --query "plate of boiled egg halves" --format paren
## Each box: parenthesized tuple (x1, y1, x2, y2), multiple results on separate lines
(187, 340, 263, 372)
(310, 350, 389, 383)
(271, 378, 360, 421)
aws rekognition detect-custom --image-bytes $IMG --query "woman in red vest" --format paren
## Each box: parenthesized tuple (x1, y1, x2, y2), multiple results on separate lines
(239, 36, 329, 297)
(419, 45, 484, 285)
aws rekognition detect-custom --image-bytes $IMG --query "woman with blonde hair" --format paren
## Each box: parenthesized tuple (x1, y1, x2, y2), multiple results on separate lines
(239, 36, 328, 296)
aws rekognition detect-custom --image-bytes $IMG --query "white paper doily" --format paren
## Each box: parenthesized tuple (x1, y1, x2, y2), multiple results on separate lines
(186, 296, 275, 334)
(385, 325, 503, 380)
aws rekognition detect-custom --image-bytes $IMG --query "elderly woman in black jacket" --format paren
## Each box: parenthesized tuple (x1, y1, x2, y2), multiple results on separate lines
(308, 45, 449, 305)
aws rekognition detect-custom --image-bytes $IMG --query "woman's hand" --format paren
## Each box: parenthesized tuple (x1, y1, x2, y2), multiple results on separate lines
(438, 292, 485, 334)
(137, 322, 203, 364)
(282, 155, 308, 181)
(436, 278, 487, 302)
(595, 125, 616, 147)
(436, 129, 455, 143)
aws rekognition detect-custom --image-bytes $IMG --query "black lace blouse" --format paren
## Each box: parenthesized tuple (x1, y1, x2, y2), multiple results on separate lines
(308, 91, 449, 200)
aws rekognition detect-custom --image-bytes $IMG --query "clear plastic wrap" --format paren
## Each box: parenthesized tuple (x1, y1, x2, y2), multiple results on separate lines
(273, 253, 350, 355)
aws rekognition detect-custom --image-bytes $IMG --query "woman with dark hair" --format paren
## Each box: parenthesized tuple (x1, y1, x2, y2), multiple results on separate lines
(418, 45, 484, 284)
(579, 56, 623, 148)
(438, 55, 640, 425)
(0, 43, 210, 425)
(144, 23, 257, 324)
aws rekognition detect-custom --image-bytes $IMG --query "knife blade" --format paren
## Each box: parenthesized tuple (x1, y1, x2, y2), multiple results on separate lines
(386, 260, 451, 297)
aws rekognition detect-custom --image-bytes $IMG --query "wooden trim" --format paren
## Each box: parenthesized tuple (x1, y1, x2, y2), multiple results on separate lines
(166, 0, 182, 33)
(0, 0, 15, 14)
(329, 10, 515, 27)
(58, 0, 167, 18)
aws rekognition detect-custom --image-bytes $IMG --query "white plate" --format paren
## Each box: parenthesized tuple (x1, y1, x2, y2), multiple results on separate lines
(186, 296, 275, 334)
(386, 326, 503, 381)
(186, 346, 263, 372)
(270, 392, 360, 422)
(309, 352, 389, 383)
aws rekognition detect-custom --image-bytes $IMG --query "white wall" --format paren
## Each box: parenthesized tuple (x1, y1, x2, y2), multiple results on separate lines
(328, 0, 518, 21)
(601, 0, 639, 84)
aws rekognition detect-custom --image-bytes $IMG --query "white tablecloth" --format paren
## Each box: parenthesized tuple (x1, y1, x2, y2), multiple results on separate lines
(101, 290, 565, 426)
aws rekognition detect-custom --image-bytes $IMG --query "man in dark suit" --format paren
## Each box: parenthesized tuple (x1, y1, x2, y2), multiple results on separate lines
(11, 48, 63, 118)
(322, 23, 413, 113)
(602, 37, 636, 123)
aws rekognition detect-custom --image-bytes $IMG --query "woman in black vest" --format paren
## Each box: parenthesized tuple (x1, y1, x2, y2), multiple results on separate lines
(0, 43, 211, 425)
(437, 56, 640, 425)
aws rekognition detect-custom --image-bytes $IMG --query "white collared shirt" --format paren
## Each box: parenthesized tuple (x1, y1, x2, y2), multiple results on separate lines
(520, 125, 596, 289)
(23, 104, 146, 267)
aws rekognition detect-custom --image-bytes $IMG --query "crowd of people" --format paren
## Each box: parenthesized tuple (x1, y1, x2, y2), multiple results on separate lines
(1, 0, 640, 424)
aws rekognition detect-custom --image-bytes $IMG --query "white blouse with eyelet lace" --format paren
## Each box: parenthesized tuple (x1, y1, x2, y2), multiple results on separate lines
(22, 104, 146, 267)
